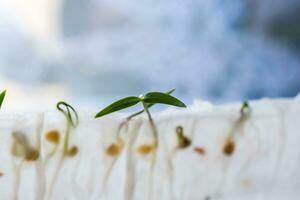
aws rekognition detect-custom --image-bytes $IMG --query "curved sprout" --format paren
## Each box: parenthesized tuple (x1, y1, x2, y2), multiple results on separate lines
(56, 101, 79, 155)
(56, 101, 79, 128)
(47, 101, 79, 199)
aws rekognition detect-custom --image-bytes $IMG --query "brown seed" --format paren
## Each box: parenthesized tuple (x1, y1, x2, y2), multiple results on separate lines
(25, 149, 39, 161)
(45, 130, 60, 144)
(176, 126, 191, 149)
(106, 143, 121, 156)
(194, 147, 206, 155)
(178, 137, 191, 149)
(223, 139, 235, 156)
(0, 172, 3, 177)
(137, 144, 153, 155)
(67, 146, 78, 157)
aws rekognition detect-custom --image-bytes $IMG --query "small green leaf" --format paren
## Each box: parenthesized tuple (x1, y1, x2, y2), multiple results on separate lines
(143, 92, 186, 107)
(146, 88, 175, 109)
(0, 90, 6, 109)
(125, 89, 176, 120)
(95, 96, 141, 118)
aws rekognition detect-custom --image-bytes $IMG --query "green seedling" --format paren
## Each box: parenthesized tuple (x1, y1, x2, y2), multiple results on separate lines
(95, 89, 185, 147)
(95, 89, 186, 199)
(47, 101, 79, 200)
(103, 89, 176, 158)
(56, 101, 79, 156)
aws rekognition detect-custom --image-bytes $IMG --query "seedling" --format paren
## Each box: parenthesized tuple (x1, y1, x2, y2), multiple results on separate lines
(95, 89, 186, 198)
(175, 126, 191, 149)
(166, 125, 192, 178)
(47, 101, 79, 199)
(0, 90, 6, 109)
(56, 101, 79, 156)
(11, 130, 40, 200)
(95, 90, 185, 147)
(223, 101, 251, 156)
(101, 89, 177, 159)
(165, 125, 192, 199)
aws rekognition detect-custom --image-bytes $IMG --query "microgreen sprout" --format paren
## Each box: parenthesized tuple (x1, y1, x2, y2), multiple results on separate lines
(47, 101, 79, 199)
(106, 89, 175, 156)
(95, 89, 186, 198)
(0, 90, 6, 109)
(165, 125, 191, 199)
(56, 101, 79, 155)
(223, 101, 251, 156)
(95, 89, 185, 147)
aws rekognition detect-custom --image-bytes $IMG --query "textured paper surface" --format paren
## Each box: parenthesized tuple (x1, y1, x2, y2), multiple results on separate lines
(0, 97, 300, 200)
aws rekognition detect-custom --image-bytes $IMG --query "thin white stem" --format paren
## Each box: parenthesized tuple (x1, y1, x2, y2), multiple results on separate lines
(142, 102, 158, 200)
(46, 155, 65, 200)
(46, 121, 71, 200)
(12, 160, 24, 200)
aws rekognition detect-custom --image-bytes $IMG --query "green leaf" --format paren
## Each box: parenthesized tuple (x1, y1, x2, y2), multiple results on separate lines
(95, 96, 141, 118)
(125, 88, 176, 120)
(143, 92, 186, 107)
(146, 88, 175, 109)
(0, 90, 6, 109)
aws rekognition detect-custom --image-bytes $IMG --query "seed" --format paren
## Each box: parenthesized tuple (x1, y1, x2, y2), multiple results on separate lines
(176, 126, 191, 149)
(67, 146, 78, 157)
(137, 144, 153, 155)
(0, 172, 3, 177)
(106, 143, 121, 156)
(178, 137, 191, 149)
(25, 149, 39, 161)
(223, 139, 235, 156)
(194, 147, 206, 155)
(45, 130, 60, 144)
(11, 131, 27, 157)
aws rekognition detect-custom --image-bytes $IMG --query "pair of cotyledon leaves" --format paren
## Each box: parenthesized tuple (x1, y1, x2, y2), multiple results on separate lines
(95, 89, 186, 118)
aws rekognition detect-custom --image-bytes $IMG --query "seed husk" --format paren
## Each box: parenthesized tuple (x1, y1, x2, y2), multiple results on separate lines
(45, 130, 60, 144)
(137, 144, 154, 155)
(106, 143, 122, 156)
(25, 149, 39, 161)
(67, 146, 78, 157)
(223, 139, 235, 156)
(176, 126, 191, 149)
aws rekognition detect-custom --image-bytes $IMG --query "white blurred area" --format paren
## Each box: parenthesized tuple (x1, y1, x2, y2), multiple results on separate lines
(0, 0, 299, 111)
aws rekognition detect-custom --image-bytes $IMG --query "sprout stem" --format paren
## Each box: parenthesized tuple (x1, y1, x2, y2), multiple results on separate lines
(46, 102, 78, 199)
(142, 102, 158, 148)
(142, 102, 158, 200)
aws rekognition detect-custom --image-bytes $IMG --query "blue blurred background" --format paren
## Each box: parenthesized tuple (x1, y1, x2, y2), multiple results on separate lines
(0, 0, 299, 110)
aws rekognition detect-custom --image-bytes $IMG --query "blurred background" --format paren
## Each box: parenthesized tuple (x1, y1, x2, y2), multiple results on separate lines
(0, 0, 300, 111)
